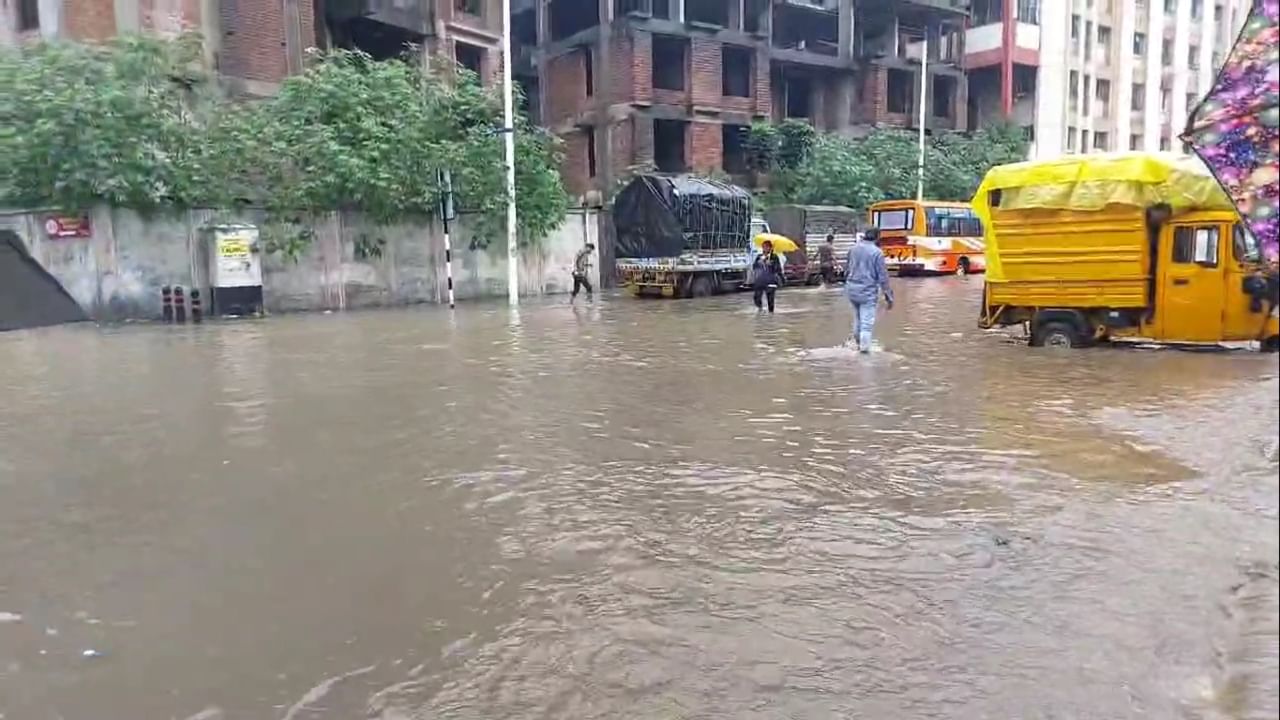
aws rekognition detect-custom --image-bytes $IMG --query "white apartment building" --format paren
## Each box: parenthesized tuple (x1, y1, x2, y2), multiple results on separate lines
(965, 0, 1252, 159)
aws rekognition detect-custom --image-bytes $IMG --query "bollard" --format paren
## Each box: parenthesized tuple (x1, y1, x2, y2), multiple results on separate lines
(190, 288, 203, 324)
(173, 286, 187, 324)
(161, 286, 173, 323)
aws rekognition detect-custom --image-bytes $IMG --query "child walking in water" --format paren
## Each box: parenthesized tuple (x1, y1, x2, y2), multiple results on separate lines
(752, 240, 784, 313)
(844, 228, 893, 352)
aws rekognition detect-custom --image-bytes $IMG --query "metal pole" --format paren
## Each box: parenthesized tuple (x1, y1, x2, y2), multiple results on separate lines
(501, 0, 519, 306)
(440, 169, 456, 309)
(916, 35, 929, 203)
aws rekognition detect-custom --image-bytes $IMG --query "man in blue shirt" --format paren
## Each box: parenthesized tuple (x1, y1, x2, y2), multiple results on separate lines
(844, 228, 894, 352)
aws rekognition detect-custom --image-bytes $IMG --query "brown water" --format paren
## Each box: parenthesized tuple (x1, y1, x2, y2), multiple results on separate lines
(1, 279, 1277, 720)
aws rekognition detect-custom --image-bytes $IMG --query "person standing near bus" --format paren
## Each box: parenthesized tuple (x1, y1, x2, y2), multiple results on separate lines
(845, 228, 893, 352)
(817, 233, 837, 286)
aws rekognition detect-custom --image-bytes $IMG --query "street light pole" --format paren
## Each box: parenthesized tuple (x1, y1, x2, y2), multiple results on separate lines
(501, 0, 519, 306)
(915, 35, 928, 203)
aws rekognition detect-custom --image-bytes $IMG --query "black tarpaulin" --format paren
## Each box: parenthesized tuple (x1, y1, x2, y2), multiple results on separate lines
(613, 175, 752, 258)
(1, 230, 89, 332)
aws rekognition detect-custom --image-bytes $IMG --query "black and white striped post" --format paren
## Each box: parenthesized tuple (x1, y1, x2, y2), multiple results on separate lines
(439, 169, 457, 310)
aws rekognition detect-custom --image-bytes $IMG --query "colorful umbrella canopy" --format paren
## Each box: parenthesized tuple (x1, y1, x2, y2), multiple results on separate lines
(1182, 0, 1279, 262)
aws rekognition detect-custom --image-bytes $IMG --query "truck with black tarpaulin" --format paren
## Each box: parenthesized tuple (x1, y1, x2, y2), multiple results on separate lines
(613, 175, 753, 298)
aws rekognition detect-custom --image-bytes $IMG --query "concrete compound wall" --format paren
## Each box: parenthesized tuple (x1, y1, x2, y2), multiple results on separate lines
(0, 206, 601, 321)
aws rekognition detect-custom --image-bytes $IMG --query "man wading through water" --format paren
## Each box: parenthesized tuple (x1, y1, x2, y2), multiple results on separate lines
(818, 233, 837, 286)
(571, 243, 595, 303)
(752, 240, 784, 313)
(845, 228, 893, 352)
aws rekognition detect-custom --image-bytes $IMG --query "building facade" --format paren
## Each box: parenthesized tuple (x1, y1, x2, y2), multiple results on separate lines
(1, 0, 508, 95)
(966, 0, 1252, 160)
(519, 0, 971, 198)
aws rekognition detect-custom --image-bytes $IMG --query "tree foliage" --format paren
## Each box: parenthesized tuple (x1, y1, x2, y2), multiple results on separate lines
(752, 122, 1030, 213)
(0, 36, 569, 250)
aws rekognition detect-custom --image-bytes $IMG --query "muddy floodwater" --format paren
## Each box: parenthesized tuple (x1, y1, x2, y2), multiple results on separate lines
(1, 279, 1277, 719)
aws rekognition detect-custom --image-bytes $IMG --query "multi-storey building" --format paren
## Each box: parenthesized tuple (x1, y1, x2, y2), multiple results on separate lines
(517, 0, 971, 198)
(966, 0, 1252, 159)
(1, 0, 508, 96)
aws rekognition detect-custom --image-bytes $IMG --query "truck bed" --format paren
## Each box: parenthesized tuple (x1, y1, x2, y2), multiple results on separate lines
(986, 206, 1151, 309)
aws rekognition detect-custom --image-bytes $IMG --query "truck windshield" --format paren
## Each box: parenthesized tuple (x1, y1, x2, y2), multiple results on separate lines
(925, 206, 982, 237)
(1233, 224, 1262, 263)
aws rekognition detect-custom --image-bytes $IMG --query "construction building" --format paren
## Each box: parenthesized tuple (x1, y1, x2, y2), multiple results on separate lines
(517, 0, 971, 198)
(966, 0, 1252, 159)
(1, 0, 508, 96)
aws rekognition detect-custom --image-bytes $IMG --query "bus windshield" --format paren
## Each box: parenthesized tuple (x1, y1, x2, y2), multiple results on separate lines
(924, 206, 982, 237)
(872, 208, 915, 232)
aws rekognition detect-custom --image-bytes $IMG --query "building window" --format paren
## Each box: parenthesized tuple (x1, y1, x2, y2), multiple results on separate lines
(1187, 92, 1199, 112)
(1069, 70, 1080, 112)
(685, 0, 728, 26)
(1098, 25, 1112, 52)
(932, 75, 956, 118)
(1095, 78, 1111, 116)
(1132, 82, 1146, 110)
(584, 125, 597, 177)
(1093, 131, 1110, 151)
(581, 46, 594, 96)
(1161, 38, 1172, 65)
(1161, 89, 1171, 113)
(651, 35, 688, 91)
(722, 124, 748, 173)
(1083, 74, 1093, 114)
(1133, 32, 1147, 56)
(1067, 127, 1078, 152)
(1188, 44, 1199, 68)
(1214, 3, 1223, 21)
(887, 69, 914, 114)
(1160, 134, 1172, 150)
(653, 119, 688, 172)
(1071, 14, 1081, 41)
(1130, 133, 1144, 150)
(972, 0, 1003, 24)
(1017, 0, 1040, 24)
(18, 0, 40, 30)
(455, 0, 483, 17)
(1081, 129, 1091, 152)
(721, 45, 752, 98)
(455, 42, 485, 78)
(1084, 21, 1093, 60)
(1164, 0, 1176, 14)
(1022, 125, 1036, 142)
(1191, 0, 1203, 17)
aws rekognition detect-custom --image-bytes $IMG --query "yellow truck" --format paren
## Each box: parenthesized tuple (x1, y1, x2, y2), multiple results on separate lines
(974, 152, 1279, 350)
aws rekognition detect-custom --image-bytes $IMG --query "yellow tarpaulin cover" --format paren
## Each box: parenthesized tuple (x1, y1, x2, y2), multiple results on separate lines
(972, 152, 1235, 282)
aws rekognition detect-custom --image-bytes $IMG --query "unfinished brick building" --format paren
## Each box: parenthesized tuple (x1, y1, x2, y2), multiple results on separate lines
(515, 0, 970, 198)
(3, 0, 507, 95)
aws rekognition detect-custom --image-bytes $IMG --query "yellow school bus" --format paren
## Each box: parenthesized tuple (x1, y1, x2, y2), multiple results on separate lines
(867, 199, 986, 276)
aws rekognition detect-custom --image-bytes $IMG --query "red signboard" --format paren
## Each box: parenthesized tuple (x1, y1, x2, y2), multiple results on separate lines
(44, 216, 91, 239)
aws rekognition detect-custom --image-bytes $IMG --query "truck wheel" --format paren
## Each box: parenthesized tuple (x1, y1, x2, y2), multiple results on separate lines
(1263, 335, 1280, 353)
(690, 275, 716, 298)
(1031, 321, 1081, 349)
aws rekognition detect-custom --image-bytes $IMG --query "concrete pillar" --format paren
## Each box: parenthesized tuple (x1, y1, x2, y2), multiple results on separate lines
(837, 0, 853, 60)
(596, 0, 614, 196)
(672, 0, 684, 22)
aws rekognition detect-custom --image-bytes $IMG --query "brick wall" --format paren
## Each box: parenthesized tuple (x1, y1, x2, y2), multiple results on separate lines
(690, 36, 718, 108)
(856, 66, 887, 124)
(560, 127, 590, 196)
(610, 35, 636, 106)
(753, 46, 770, 118)
(64, 0, 116, 39)
(544, 49, 587, 125)
(626, 32, 652, 105)
(689, 120, 721, 174)
(219, 0, 289, 84)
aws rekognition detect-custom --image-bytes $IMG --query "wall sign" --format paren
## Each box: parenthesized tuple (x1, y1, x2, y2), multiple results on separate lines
(43, 216, 91, 239)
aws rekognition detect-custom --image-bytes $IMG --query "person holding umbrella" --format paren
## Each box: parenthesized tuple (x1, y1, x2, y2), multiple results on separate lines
(751, 233, 796, 313)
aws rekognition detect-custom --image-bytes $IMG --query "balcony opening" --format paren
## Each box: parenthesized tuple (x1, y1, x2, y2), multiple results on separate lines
(782, 72, 813, 118)
(772, 3, 838, 56)
(686, 0, 729, 27)
(455, 0, 483, 18)
(513, 9, 537, 45)
(931, 74, 955, 119)
(549, 0, 599, 41)
(327, 16, 427, 60)
(743, 0, 766, 33)
(18, 0, 40, 31)
(518, 76, 541, 122)
(616, 0, 670, 19)
(652, 35, 688, 91)
(722, 46, 752, 97)
(455, 41, 485, 78)
(971, 0, 1002, 24)
(855, 2, 895, 58)
(653, 119, 688, 172)
(887, 68, 914, 115)
(722, 124, 748, 174)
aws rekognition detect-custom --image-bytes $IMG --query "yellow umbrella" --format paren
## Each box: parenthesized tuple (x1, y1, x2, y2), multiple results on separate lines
(753, 233, 799, 253)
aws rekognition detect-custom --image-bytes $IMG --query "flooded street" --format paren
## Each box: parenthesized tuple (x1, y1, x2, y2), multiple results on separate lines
(1, 278, 1277, 719)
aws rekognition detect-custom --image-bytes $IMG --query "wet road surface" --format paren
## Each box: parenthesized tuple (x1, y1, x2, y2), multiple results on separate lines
(1, 278, 1277, 719)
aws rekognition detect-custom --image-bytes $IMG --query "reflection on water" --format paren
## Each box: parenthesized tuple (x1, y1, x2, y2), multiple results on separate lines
(1, 280, 1276, 719)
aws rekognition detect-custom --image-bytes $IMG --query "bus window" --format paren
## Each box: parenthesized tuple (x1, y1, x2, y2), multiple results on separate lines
(873, 208, 915, 231)
(925, 206, 982, 236)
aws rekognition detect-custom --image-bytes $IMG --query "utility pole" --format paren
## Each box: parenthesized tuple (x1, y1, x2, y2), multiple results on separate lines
(439, 169, 456, 309)
(501, 0, 519, 306)
(916, 35, 929, 203)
